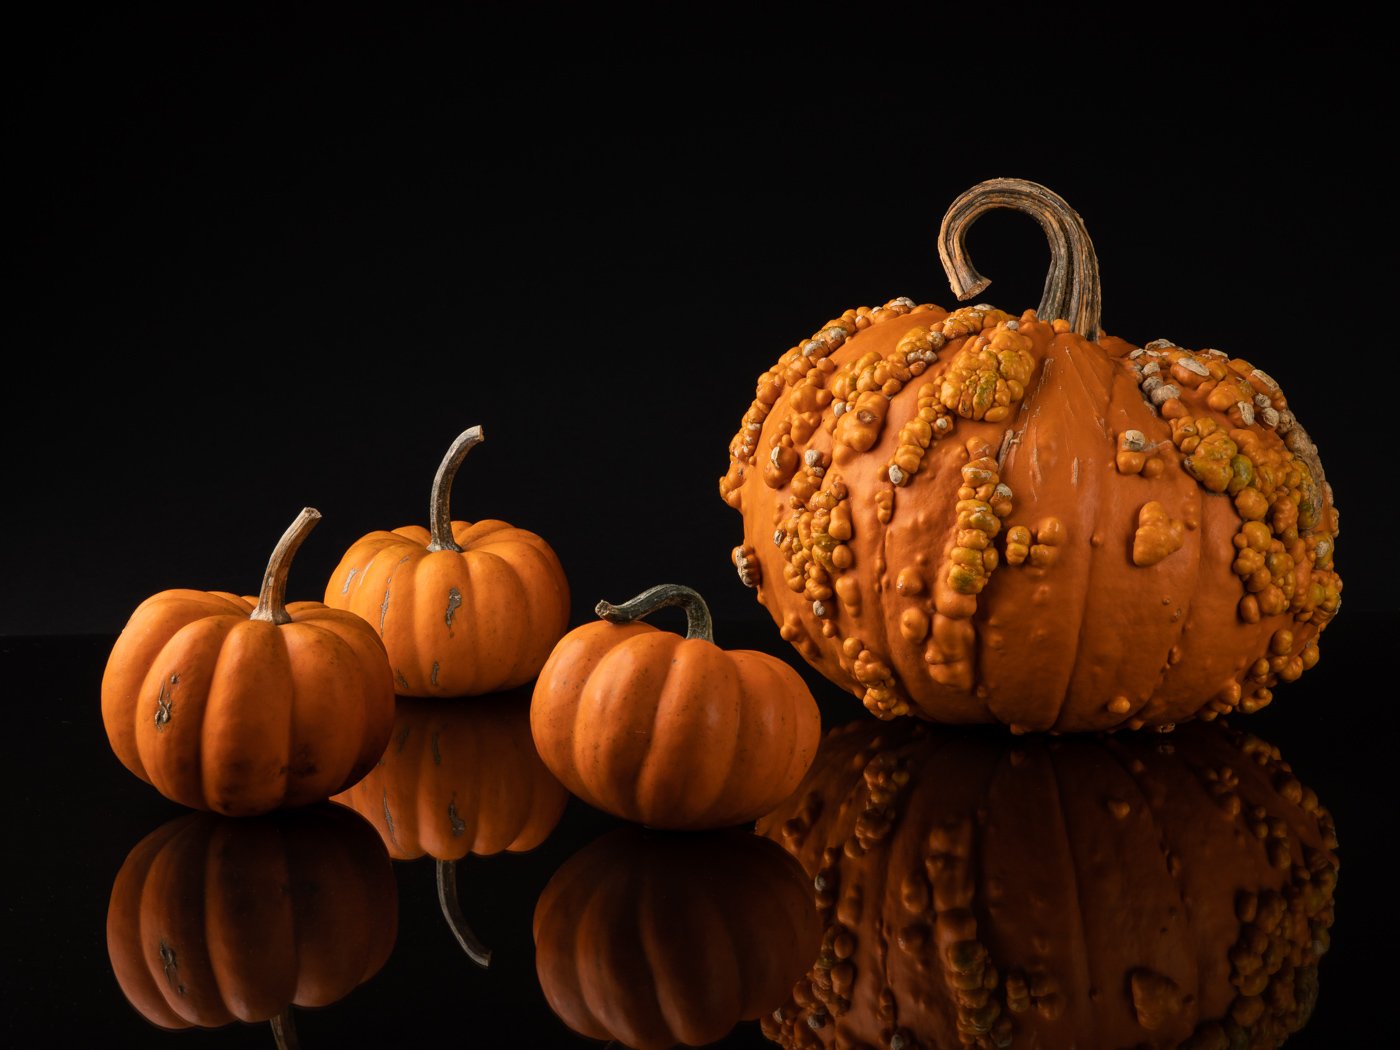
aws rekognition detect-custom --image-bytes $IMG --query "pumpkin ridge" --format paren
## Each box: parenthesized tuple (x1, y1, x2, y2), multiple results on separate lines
(1039, 753, 1100, 1040)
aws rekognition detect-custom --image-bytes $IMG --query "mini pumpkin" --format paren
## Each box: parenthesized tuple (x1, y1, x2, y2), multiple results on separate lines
(324, 425, 570, 697)
(530, 583, 821, 830)
(101, 508, 396, 815)
(333, 689, 569, 966)
(533, 826, 820, 1050)
(107, 804, 396, 1045)
(720, 178, 1341, 731)
(758, 718, 1338, 1049)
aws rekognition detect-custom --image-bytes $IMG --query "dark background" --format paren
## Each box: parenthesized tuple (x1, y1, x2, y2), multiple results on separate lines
(7, 4, 1395, 1048)
(9, 4, 1393, 636)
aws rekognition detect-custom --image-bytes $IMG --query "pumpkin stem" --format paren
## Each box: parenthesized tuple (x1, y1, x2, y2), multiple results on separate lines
(427, 426, 485, 553)
(249, 508, 321, 626)
(938, 177, 1103, 341)
(270, 1007, 300, 1050)
(595, 584, 714, 643)
(436, 859, 492, 968)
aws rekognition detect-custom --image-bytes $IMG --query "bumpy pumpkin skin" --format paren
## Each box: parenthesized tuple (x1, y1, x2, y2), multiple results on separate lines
(325, 519, 569, 697)
(107, 805, 396, 1032)
(531, 602, 821, 830)
(757, 719, 1338, 1049)
(333, 691, 569, 861)
(720, 297, 1340, 731)
(101, 589, 396, 816)
(533, 827, 821, 1050)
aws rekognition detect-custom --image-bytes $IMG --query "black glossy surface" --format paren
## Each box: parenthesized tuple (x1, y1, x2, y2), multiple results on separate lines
(2, 613, 1391, 1047)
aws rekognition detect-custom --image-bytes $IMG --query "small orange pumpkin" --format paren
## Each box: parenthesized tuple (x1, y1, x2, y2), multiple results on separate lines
(719, 178, 1341, 731)
(333, 689, 569, 965)
(531, 583, 821, 830)
(324, 425, 570, 697)
(533, 826, 821, 1050)
(107, 804, 396, 1045)
(101, 508, 396, 816)
(758, 718, 1339, 1049)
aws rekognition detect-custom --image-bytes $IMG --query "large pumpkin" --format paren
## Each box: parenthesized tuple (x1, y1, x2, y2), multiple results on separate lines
(333, 689, 569, 966)
(101, 508, 396, 815)
(533, 826, 821, 1050)
(720, 178, 1340, 731)
(530, 583, 821, 830)
(107, 804, 396, 1046)
(757, 718, 1338, 1049)
(324, 425, 570, 697)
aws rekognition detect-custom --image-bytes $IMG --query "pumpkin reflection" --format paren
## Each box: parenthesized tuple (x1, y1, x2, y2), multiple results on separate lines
(333, 690, 569, 965)
(534, 826, 822, 1050)
(757, 719, 1338, 1049)
(107, 803, 396, 1045)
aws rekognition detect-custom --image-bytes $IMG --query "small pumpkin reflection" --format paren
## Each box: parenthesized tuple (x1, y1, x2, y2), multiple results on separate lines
(756, 718, 1338, 1049)
(534, 826, 822, 1050)
(332, 690, 569, 966)
(106, 803, 396, 1046)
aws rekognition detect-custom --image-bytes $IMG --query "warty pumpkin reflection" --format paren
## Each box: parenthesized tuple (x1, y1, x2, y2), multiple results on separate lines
(530, 584, 821, 830)
(324, 425, 570, 697)
(719, 178, 1341, 731)
(757, 718, 1339, 1049)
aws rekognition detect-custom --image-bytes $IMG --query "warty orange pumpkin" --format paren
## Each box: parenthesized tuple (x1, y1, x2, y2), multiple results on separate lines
(333, 689, 569, 966)
(101, 508, 396, 815)
(324, 425, 570, 697)
(720, 178, 1340, 732)
(530, 583, 821, 830)
(758, 718, 1338, 1049)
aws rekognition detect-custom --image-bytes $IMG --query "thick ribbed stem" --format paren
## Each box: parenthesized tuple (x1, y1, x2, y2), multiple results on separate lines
(249, 508, 321, 626)
(595, 584, 714, 642)
(938, 177, 1103, 340)
(427, 426, 485, 553)
(270, 1007, 299, 1050)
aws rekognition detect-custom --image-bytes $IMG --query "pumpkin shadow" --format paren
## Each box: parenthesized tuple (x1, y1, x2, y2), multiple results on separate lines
(332, 687, 569, 967)
(757, 717, 1339, 1049)
(106, 802, 397, 1047)
(533, 824, 822, 1050)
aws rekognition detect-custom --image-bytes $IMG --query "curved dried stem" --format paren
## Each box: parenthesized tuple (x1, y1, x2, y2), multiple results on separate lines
(595, 584, 714, 643)
(427, 426, 485, 553)
(250, 508, 321, 626)
(938, 177, 1102, 340)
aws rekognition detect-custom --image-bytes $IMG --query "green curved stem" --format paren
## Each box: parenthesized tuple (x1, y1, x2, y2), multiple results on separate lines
(595, 584, 714, 642)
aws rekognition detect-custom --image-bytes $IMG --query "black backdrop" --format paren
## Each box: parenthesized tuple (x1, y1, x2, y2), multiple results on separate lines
(11, 5, 1392, 638)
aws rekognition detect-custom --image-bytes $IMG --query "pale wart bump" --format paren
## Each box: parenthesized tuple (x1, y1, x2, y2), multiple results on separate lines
(1142, 375, 1163, 395)
(1237, 400, 1256, 426)
(1177, 356, 1210, 376)
(1142, 360, 1160, 376)
(1145, 338, 1176, 350)
(888, 464, 906, 486)
(446, 588, 462, 627)
(1122, 429, 1147, 452)
(1150, 383, 1179, 406)
(341, 566, 359, 595)
(803, 448, 822, 467)
(1255, 393, 1272, 409)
